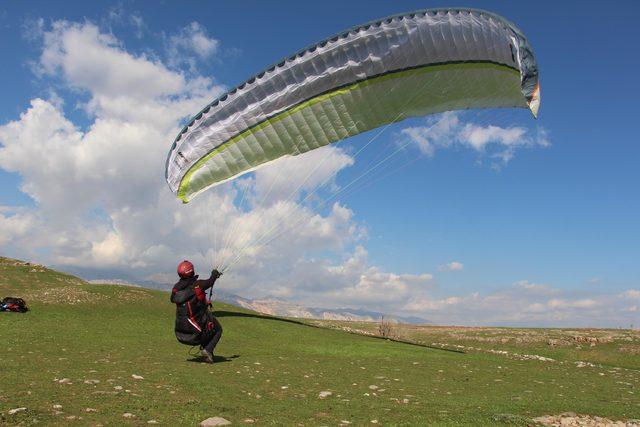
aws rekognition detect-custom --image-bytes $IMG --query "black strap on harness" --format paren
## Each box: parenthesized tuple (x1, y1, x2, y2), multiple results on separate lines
(207, 285, 214, 309)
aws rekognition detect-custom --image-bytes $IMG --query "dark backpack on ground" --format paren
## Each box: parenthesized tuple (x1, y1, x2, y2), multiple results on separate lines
(1, 297, 29, 313)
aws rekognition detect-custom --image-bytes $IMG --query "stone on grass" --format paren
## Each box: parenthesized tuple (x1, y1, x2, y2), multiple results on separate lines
(8, 407, 27, 415)
(132, 374, 144, 380)
(318, 391, 332, 399)
(123, 413, 136, 418)
(200, 416, 232, 426)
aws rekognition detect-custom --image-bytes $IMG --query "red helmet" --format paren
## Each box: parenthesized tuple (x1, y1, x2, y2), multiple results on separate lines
(177, 260, 195, 278)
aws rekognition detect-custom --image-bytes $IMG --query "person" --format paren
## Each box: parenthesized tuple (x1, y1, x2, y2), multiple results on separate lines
(170, 260, 222, 363)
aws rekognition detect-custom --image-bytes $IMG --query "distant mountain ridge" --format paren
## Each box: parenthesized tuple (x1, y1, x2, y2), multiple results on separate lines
(90, 277, 431, 324)
(212, 291, 431, 324)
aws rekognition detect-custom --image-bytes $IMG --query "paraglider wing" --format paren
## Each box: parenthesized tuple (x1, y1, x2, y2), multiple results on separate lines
(166, 8, 539, 203)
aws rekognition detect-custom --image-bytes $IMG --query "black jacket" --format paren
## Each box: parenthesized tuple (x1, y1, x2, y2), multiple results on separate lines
(170, 272, 218, 345)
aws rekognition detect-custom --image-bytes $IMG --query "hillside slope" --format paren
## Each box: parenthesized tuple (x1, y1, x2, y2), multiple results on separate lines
(1, 257, 638, 425)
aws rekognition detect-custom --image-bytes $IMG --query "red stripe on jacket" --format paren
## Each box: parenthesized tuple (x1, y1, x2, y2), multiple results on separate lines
(186, 301, 202, 332)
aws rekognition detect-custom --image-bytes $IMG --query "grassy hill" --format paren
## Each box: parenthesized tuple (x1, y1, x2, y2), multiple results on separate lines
(1, 257, 638, 426)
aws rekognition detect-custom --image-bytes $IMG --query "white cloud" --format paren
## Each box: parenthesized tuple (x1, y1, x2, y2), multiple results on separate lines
(0, 207, 35, 247)
(400, 111, 459, 156)
(459, 124, 526, 151)
(166, 22, 219, 70)
(620, 289, 640, 300)
(91, 232, 126, 266)
(547, 298, 598, 309)
(438, 261, 464, 272)
(103, 4, 147, 38)
(230, 245, 436, 312)
(129, 15, 146, 39)
(0, 19, 371, 286)
(251, 145, 355, 207)
(41, 21, 185, 100)
(401, 112, 550, 168)
(513, 280, 559, 296)
(398, 281, 636, 327)
(21, 17, 45, 42)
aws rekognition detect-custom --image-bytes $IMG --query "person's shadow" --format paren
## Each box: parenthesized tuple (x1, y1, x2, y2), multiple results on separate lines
(213, 310, 315, 327)
(187, 354, 240, 364)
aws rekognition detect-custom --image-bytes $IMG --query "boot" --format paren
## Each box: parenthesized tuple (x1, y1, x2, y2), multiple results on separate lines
(201, 348, 214, 363)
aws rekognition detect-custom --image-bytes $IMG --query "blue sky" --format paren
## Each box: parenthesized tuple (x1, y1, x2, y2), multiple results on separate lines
(1, 1, 638, 326)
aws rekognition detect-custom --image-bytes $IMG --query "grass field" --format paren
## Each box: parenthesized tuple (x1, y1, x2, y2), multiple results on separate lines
(1, 257, 639, 426)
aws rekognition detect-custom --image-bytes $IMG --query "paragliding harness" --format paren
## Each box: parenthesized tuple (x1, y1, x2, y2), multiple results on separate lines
(185, 287, 217, 355)
(1, 297, 29, 313)
(172, 277, 218, 346)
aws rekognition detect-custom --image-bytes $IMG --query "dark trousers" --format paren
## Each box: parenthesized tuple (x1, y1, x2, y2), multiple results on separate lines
(202, 315, 223, 354)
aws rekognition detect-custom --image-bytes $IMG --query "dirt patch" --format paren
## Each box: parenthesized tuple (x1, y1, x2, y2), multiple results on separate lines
(112, 288, 152, 302)
(571, 335, 614, 344)
(618, 345, 640, 355)
(533, 413, 640, 426)
(20, 286, 105, 305)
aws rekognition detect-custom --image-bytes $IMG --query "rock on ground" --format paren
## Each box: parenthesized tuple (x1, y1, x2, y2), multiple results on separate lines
(318, 391, 332, 399)
(200, 417, 232, 426)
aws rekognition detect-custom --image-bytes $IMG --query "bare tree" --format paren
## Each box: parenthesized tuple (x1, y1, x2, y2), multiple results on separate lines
(378, 315, 396, 339)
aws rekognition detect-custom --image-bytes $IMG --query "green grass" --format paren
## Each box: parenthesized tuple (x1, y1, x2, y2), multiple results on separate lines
(1, 257, 639, 425)
(314, 321, 640, 371)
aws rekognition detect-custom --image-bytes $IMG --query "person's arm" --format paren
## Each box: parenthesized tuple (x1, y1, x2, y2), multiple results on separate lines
(195, 269, 222, 291)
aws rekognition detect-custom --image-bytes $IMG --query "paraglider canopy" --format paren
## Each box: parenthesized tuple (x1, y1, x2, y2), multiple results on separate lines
(165, 8, 540, 203)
